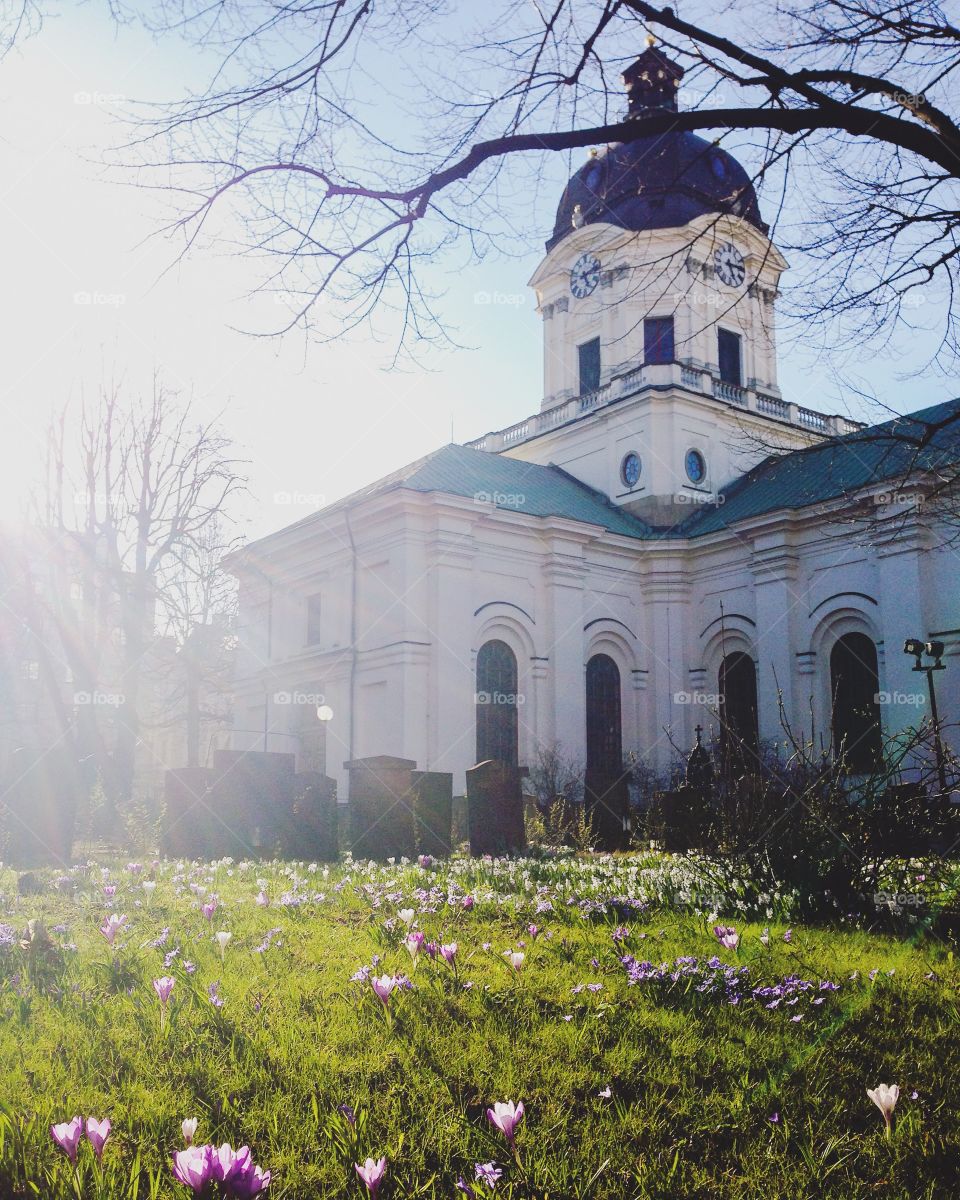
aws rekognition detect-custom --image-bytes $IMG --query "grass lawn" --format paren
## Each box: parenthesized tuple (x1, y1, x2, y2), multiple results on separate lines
(0, 851, 957, 1198)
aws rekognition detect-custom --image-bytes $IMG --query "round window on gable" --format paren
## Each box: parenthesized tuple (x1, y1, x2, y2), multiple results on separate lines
(620, 452, 642, 489)
(685, 449, 707, 485)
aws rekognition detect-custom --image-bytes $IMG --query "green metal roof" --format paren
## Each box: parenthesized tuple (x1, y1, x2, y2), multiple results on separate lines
(675, 397, 960, 538)
(370, 442, 656, 539)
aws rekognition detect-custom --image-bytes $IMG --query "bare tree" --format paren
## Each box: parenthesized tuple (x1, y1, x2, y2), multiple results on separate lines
(95, 1, 955, 362)
(31, 376, 245, 822)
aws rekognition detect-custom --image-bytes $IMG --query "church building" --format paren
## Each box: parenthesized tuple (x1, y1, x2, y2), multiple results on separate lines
(229, 46, 960, 803)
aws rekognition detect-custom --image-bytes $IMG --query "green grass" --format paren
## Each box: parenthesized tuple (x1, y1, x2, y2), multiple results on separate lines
(0, 851, 957, 1198)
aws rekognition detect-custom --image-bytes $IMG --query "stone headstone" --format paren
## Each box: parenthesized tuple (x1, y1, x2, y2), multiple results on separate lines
(345, 755, 417, 860)
(466, 760, 526, 856)
(411, 771, 453, 857)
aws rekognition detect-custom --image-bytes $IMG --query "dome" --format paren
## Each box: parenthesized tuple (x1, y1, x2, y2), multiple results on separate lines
(547, 46, 766, 251)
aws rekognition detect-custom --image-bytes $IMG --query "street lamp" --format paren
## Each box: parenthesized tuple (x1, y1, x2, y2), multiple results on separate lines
(903, 638, 948, 792)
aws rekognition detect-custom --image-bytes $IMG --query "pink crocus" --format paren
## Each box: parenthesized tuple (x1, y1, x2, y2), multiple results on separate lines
(154, 976, 176, 1006)
(50, 1116, 84, 1163)
(85, 1117, 111, 1162)
(440, 942, 458, 964)
(487, 1100, 524, 1144)
(201, 900, 218, 922)
(713, 925, 740, 951)
(99, 913, 128, 946)
(462, 895, 475, 910)
(370, 974, 396, 1006)
(405, 931, 425, 960)
(172, 1144, 215, 1193)
(527, 924, 540, 940)
(355, 1156, 387, 1197)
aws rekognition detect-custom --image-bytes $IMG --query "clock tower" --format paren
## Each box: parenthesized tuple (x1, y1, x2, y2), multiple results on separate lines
(512, 43, 803, 522)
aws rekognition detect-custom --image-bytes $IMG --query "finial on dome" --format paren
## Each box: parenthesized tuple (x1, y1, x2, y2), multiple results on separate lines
(645, 32, 656, 47)
(622, 43, 685, 115)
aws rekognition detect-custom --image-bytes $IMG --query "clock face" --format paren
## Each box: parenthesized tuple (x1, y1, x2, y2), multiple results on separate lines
(714, 242, 745, 288)
(620, 452, 641, 489)
(570, 252, 601, 298)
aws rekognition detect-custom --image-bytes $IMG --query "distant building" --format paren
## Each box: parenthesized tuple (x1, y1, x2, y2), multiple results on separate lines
(229, 46, 960, 798)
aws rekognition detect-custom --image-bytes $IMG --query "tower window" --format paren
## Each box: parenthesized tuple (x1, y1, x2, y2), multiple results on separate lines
(305, 592, 323, 645)
(644, 317, 674, 364)
(718, 328, 742, 386)
(578, 337, 601, 394)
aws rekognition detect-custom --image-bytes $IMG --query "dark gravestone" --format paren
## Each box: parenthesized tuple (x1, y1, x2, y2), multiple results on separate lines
(411, 771, 453, 858)
(645, 786, 712, 852)
(162, 768, 217, 858)
(345, 756, 417, 860)
(466, 760, 526, 856)
(288, 772, 338, 861)
(2, 748, 78, 866)
(584, 768, 630, 851)
(211, 749, 297, 856)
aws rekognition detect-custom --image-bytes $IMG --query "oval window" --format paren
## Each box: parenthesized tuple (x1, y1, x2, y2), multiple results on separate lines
(620, 452, 641, 488)
(685, 449, 707, 484)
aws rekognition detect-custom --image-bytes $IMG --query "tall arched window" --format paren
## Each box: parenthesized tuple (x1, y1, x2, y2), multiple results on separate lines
(585, 654, 623, 777)
(830, 632, 882, 772)
(718, 652, 759, 772)
(476, 640, 519, 766)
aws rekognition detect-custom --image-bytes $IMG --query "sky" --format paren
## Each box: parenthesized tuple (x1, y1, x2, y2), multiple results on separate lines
(0, 4, 954, 542)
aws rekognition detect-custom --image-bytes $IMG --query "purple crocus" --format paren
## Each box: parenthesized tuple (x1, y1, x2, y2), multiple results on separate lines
(355, 1156, 387, 1197)
(85, 1117, 111, 1162)
(487, 1100, 524, 1144)
(172, 1144, 215, 1193)
(462, 895, 475, 910)
(50, 1116, 83, 1163)
(371, 974, 396, 1006)
(713, 925, 740, 951)
(475, 1161, 503, 1187)
(153, 976, 176, 1005)
(405, 931, 425, 960)
(440, 942, 458, 964)
(99, 913, 128, 946)
(201, 900, 218, 922)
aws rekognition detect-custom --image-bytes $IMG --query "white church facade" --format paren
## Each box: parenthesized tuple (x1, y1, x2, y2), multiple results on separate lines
(229, 46, 960, 801)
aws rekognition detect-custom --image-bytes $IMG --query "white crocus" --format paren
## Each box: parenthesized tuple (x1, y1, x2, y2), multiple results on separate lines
(866, 1083, 899, 1136)
(214, 931, 232, 959)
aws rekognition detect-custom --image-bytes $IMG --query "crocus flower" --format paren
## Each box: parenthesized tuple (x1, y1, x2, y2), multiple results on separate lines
(255, 891, 270, 907)
(527, 924, 539, 940)
(867, 1083, 899, 1136)
(99, 913, 128, 945)
(201, 900, 217, 922)
(173, 1144, 215, 1193)
(503, 950, 524, 970)
(783, 929, 793, 943)
(418, 855, 433, 868)
(85, 1117, 111, 1162)
(50, 1116, 83, 1163)
(215, 931, 232, 957)
(713, 925, 739, 951)
(462, 895, 475, 910)
(355, 1156, 387, 1196)
(154, 976, 176, 1005)
(398, 908, 415, 925)
(440, 942, 458, 964)
(475, 1162, 503, 1186)
(405, 931, 424, 960)
(371, 974, 396, 1006)
(759, 928, 770, 946)
(487, 1100, 524, 1143)
(182, 1117, 198, 1145)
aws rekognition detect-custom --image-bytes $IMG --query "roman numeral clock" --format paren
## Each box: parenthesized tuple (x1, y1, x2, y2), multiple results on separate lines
(570, 252, 601, 298)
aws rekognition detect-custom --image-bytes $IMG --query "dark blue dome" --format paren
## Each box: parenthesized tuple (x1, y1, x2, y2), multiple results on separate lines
(548, 130, 767, 251)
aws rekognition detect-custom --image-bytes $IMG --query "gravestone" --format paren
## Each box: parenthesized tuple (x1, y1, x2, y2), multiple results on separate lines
(466, 759, 526, 856)
(288, 772, 338, 861)
(411, 770, 453, 858)
(345, 755, 417, 859)
(584, 768, 630, 851)
(162, 767, 217, 858)
(211, 749, 297, 856)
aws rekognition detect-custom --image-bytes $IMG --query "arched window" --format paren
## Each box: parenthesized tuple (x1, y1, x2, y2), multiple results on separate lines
(476, 640, 519, 766)
(718, 652, 759, 772)
(585, 654, 623, 776)
(830, 633, 882, 772)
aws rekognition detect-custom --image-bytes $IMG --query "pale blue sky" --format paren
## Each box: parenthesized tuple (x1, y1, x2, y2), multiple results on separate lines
(0, 4, 952, 540)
